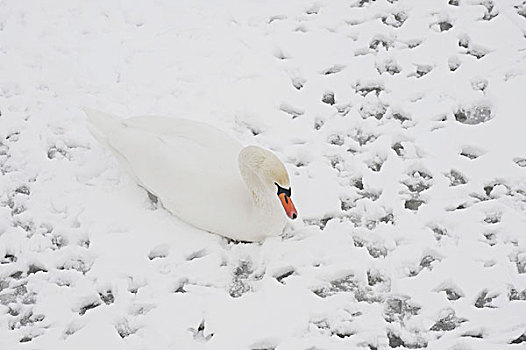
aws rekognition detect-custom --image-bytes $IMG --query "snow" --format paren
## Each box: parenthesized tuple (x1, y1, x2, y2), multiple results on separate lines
(1, 0, 526, 348)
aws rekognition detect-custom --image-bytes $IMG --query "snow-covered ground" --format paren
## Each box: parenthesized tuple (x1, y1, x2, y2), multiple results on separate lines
(1, 0, 526, 348)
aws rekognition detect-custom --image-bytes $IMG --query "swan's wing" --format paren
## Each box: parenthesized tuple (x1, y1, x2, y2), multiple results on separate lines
(107, 117, 249, 225)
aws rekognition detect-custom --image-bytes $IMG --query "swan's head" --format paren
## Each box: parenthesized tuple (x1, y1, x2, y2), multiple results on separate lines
(239, 146, 298, 220)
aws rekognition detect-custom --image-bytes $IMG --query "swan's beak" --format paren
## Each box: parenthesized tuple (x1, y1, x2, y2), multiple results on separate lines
(278, 193, 298, 220)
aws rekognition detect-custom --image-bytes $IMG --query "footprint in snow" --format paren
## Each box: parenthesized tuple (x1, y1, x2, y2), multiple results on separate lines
(189, 320, 214, 342)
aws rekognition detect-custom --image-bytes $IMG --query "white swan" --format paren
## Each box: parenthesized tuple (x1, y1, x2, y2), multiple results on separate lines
(83, 108, 297, 242)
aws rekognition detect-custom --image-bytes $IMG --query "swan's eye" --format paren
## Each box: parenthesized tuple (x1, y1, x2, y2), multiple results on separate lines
(275, 182, 291, 197)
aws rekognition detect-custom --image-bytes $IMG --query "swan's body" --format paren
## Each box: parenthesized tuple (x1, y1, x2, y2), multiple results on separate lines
(84, 108, 297, 242)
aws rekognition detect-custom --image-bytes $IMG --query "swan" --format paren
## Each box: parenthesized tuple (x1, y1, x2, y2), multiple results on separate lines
(83, 108, 297, 242)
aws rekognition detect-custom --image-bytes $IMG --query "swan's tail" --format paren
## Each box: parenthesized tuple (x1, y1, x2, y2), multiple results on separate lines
(82, 107, 124, 147)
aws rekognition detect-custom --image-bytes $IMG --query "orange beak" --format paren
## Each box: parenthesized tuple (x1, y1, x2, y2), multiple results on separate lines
(278, 193, 298, 220)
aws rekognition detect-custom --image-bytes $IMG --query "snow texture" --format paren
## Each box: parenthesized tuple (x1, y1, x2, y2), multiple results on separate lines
(1, 0, 526, 349)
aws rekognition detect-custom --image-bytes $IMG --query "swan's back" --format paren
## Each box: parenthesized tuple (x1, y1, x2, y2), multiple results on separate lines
(86, 108, 253, 236)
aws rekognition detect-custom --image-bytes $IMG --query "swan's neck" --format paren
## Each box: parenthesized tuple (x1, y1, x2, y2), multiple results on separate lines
(237, 146, 288, 239)
(239, 164, 273, 208)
